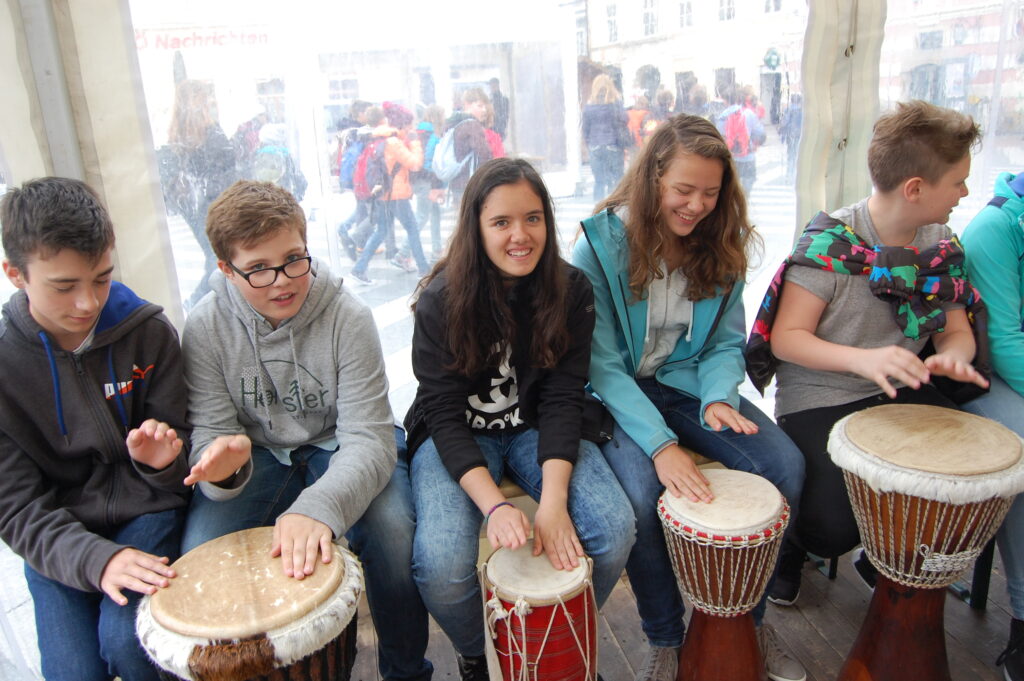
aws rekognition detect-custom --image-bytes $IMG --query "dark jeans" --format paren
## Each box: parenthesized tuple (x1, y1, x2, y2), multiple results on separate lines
(589, 145, 624, 202)
(25, 508, 185, 681)
(777, 384, 955, 559)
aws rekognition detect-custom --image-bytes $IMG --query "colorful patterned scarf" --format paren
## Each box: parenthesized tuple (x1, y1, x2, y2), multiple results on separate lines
(745, 212, 989, 399)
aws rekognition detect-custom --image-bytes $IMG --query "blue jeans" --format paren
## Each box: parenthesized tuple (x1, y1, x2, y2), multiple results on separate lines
(413, 181, 442, 256)
(182, 429, 431, 681)
(354, 199, 430, 275)
(410, 429, 635, 657)
(962, 374, 1024, 620)
(600, 379, 805, 646)
(25, 508, 184, 681)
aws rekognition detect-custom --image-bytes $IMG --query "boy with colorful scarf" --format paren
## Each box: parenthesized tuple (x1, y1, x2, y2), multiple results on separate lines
(745, 100, 989, 606)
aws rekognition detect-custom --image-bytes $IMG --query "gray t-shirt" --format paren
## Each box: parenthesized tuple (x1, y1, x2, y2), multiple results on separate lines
(773, 198, 960, 417)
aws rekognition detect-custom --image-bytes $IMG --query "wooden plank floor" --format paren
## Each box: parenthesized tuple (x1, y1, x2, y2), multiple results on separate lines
(347, 554, 1013, 680)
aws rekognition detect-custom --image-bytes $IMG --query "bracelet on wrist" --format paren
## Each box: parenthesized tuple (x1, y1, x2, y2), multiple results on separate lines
(486, 501, 514, 520)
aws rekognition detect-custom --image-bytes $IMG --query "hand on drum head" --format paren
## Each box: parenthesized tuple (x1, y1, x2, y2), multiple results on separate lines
(704, 402, 759, 435)
(126, 419, 183, 471)
(654, 444, 714, 503)
(100, 547, 176, 606)
(851, 345, 930, 399)
(183, 434, 252, 486)
(486, 504, 531, 552)
(533, 501, 584, 571)
(271, 513, 334, 580)
(923, 352, 989, 389)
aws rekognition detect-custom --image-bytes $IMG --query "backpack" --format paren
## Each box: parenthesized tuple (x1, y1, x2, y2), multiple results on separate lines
(337, 128, 363, 189)
(724, 109, 750, 157)
(432, 120, 474, 183)
(352, 137, 392, 201)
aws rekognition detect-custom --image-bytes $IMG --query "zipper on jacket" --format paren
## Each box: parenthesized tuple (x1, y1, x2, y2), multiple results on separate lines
(74, 352, 129, 526)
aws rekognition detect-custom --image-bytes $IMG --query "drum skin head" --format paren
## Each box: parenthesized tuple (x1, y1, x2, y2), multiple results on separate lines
(846, 404, 1021, 476)
(485, 544, 590, 601)
(149, 526, 345, 639)
(660, 469, 783, 536)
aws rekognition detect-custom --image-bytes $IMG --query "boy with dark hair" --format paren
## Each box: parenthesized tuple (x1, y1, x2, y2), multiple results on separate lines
(746, 100, 988, 608)
(0, 177, 191, 680)
(181, 180, 432, 681)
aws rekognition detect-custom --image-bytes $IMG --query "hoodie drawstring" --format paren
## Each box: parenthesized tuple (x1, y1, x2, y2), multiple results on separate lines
(38, 332, 69, 445)
(289, 328, 306, 419)
(106, 344, 130, 434)
(251, 318, 274, 430)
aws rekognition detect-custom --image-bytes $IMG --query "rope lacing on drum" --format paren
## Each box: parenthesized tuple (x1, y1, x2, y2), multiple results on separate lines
(485, 579, 595, 681)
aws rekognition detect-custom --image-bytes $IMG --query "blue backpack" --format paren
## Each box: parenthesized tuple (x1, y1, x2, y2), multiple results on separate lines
(338, 129, 364, 190)
(432, 120, 475, 183)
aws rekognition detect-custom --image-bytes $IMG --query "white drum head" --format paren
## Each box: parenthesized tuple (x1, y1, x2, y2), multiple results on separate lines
(845, 404, 1020, 475)
(484, 544, 589, 601)
(660, 468, 783, 536)
(149, 526, 345, 639)
(830, 404, 1024, 503)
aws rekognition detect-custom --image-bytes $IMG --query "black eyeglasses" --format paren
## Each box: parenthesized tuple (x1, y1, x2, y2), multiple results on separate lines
(227, 255, 312, 288)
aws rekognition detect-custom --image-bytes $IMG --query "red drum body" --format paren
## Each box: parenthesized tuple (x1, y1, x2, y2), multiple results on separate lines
(481, 545, 597, 681)
(658, 468, 789, 681)
(136, 527, 362, 681)
(829, 405, 1024, 681)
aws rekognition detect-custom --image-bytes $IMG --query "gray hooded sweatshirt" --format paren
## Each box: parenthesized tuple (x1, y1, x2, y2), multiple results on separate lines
(182, 258, 395, 538)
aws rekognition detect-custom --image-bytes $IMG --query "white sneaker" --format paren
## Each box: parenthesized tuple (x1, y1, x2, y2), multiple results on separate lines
(635, 645, 678, 681)
(758, 623, 806, 681)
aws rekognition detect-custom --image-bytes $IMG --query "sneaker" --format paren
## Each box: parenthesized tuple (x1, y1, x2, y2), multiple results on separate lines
(852, 548, 878, 589)
(390, 255, 416, 273)
(998, 618, 1024, 681)
(456, 654, 488, 681)
(758, 623, 806, 681)
(349, 269, 372, 285)
(337, 230, 358, 262)
(634, 644, 678, 681)
(768, 539, 805, 606)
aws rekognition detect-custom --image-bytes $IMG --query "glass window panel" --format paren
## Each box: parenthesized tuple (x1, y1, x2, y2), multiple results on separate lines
(128, 0, 808, 416)
(880, 0, 1024, 234)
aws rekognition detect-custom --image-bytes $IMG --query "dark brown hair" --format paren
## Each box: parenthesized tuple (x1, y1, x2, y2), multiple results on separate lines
(414, 158, 568, 376)
(868, 100, 981, 192)
(205, 181, 306, 261)
(596, 113, 758, 300)
(1, 177, 115, 273)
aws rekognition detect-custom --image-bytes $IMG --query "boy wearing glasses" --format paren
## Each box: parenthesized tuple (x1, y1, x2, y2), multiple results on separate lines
(181, 181, 434, 681)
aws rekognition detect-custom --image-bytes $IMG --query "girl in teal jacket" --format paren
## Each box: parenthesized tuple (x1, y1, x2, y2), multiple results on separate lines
(572, 114, 806, 681)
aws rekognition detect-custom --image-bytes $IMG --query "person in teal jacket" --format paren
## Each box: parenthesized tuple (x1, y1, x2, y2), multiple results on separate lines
(572, 114, 805, 681)
(960, 170, 1024, 681)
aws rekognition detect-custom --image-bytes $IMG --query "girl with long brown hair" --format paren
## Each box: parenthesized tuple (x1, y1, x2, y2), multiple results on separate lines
(572, 114, 806, 681)
(403, 158, 633, 681)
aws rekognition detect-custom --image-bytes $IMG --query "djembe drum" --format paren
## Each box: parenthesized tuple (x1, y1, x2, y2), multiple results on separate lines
(136, 526, 362, 681)
(658, 468, 790, 681)
(829, 404, 1024, 681)
(480, 544, 598, 681)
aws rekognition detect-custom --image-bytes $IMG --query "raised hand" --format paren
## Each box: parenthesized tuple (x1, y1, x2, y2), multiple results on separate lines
(126, 419, 182, 470)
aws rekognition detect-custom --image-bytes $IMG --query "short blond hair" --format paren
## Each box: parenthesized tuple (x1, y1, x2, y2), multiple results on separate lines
(868, 100, 981, 192)
(206, 181, 306, 261)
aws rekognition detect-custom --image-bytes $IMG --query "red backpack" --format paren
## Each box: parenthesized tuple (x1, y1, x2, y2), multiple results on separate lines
(724, 109, 750, 157)
(352, 137, 390, 201)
